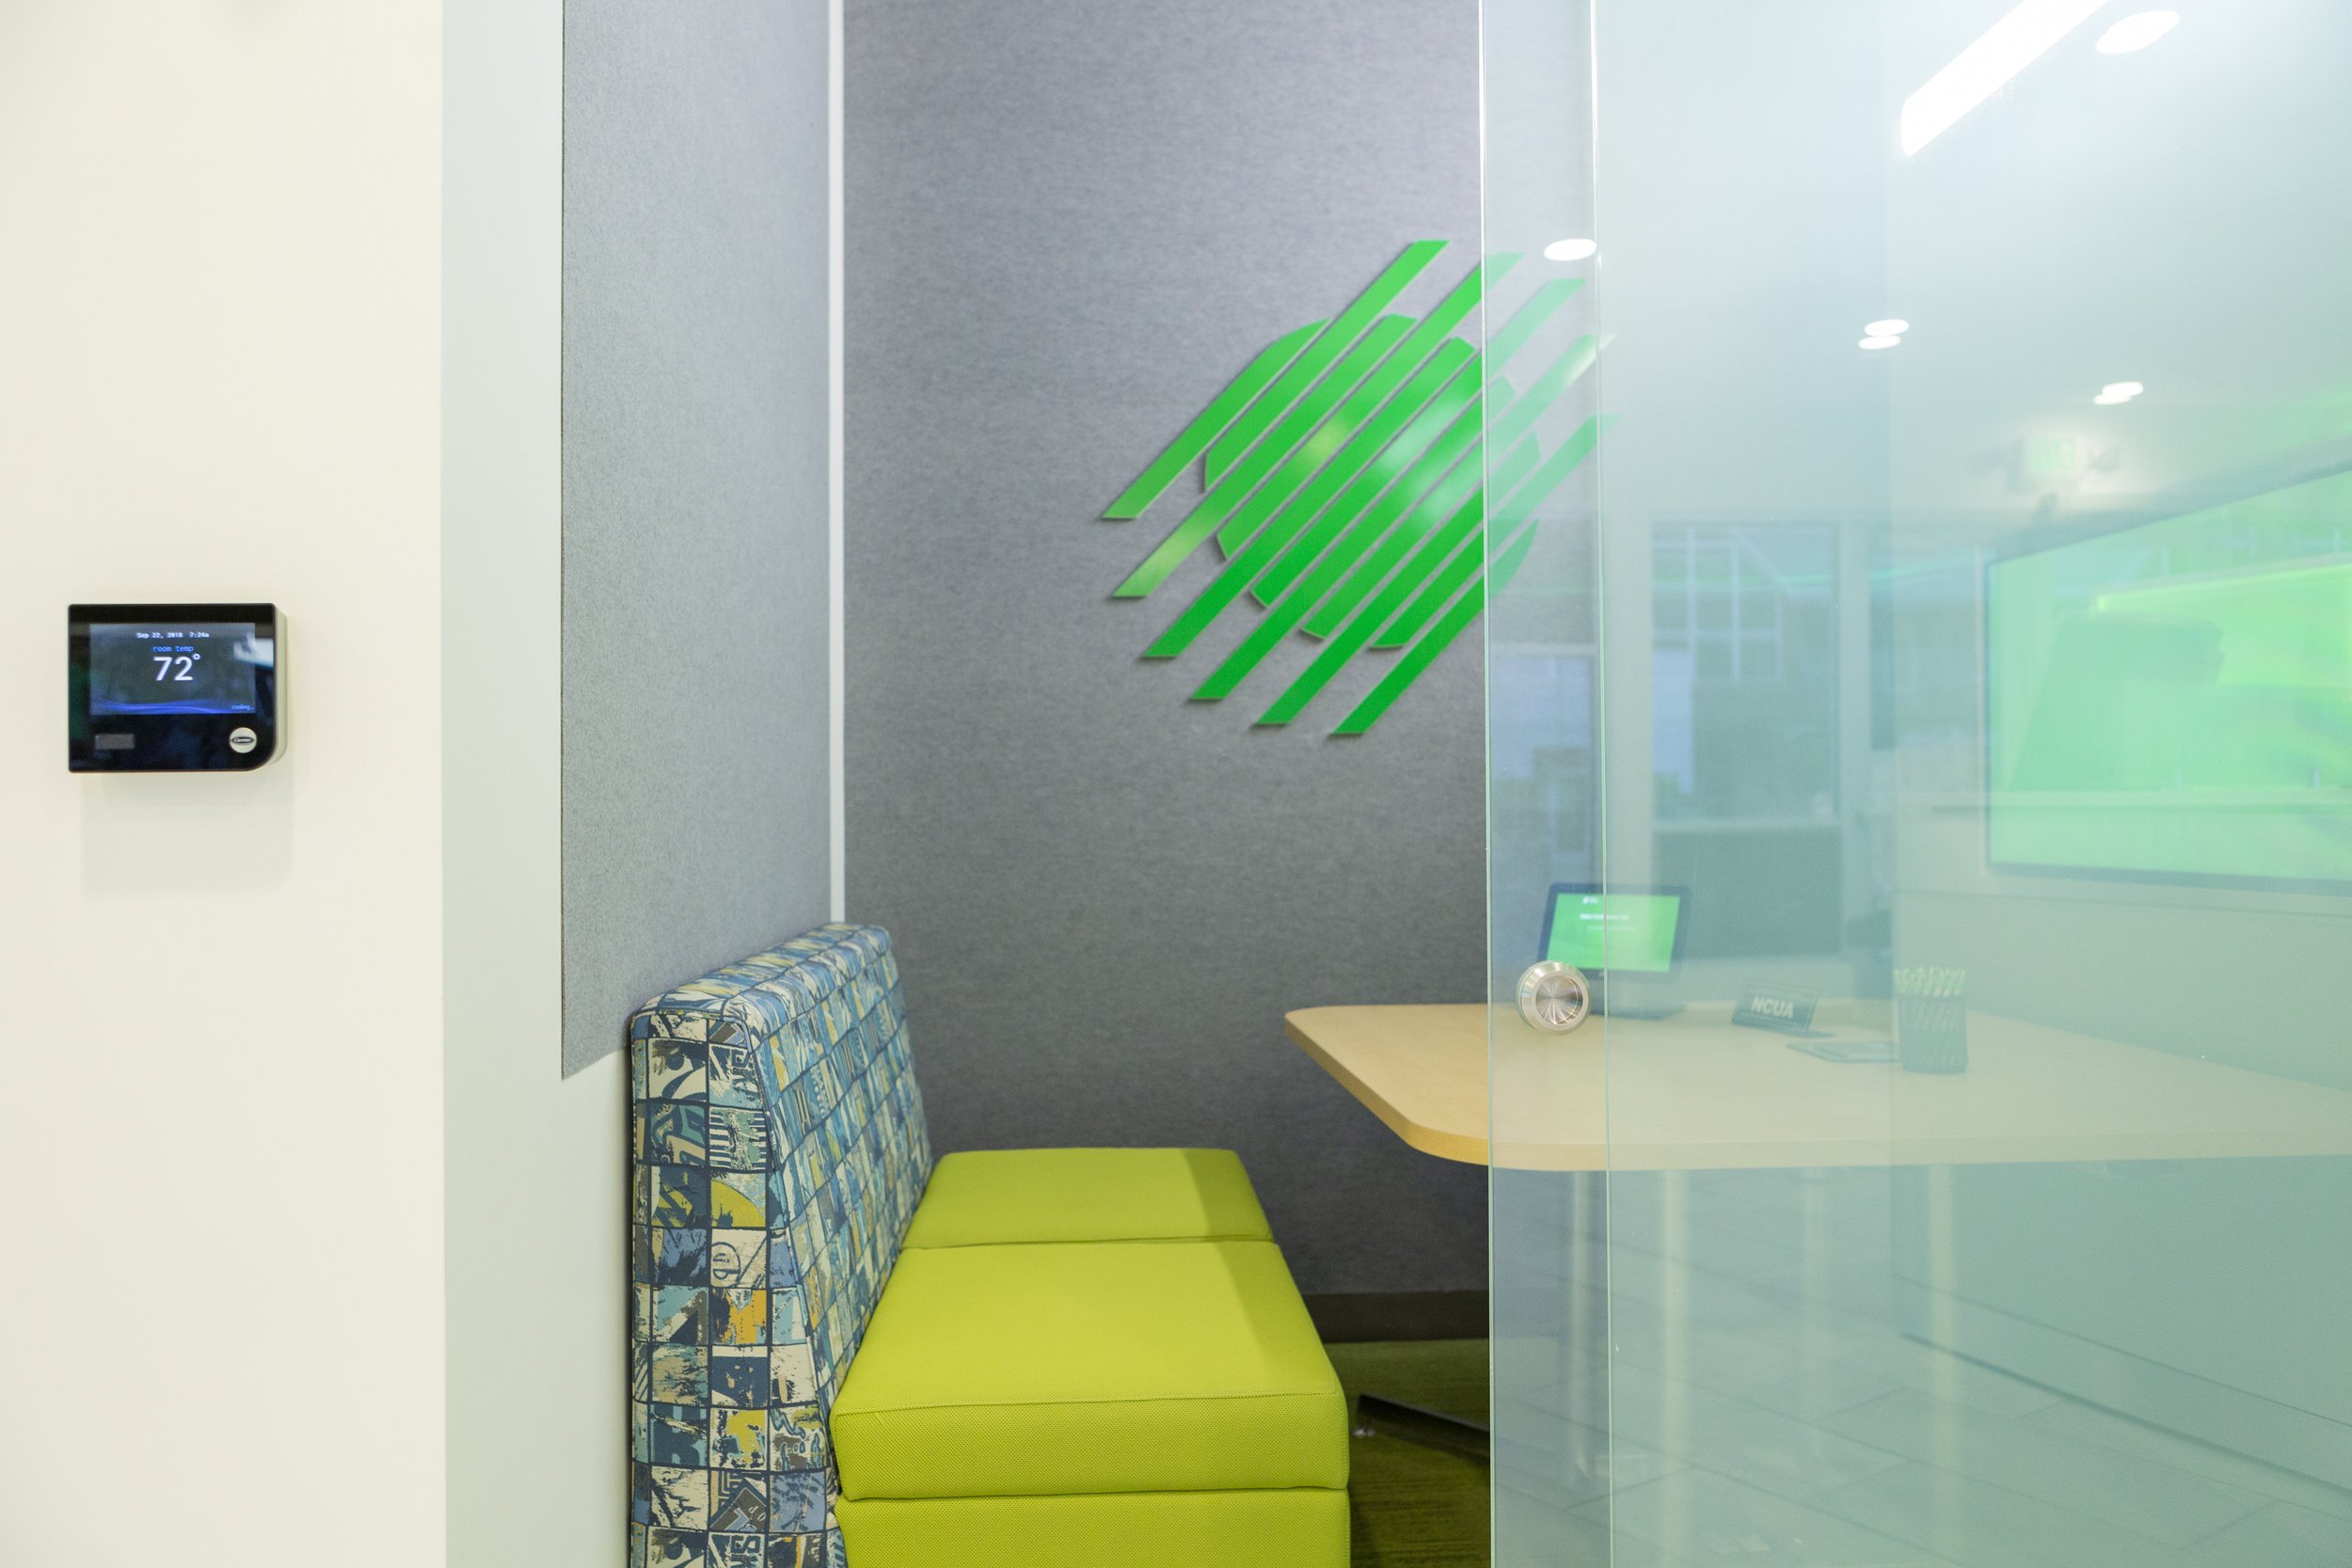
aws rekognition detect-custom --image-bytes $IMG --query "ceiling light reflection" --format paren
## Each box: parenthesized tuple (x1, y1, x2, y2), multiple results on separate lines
(1900, 0, 2108, 156)
(1866, 319, 1911, 337)
(1543, 238, 1599, 262)
(1860, 335, 1902, 352)
(2093, 381, 2146, 404)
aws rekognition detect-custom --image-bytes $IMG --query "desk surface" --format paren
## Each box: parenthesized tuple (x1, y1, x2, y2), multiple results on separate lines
(1285, 1003, 2352, 1171)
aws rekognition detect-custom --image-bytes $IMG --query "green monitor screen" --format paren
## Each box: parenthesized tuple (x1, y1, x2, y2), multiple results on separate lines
(1539, 885, 1687, 974)
(1986, 467, 2352, 886)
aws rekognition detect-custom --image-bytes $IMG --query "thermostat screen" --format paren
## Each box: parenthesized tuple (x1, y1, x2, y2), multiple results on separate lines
(87, 622, 268, 717)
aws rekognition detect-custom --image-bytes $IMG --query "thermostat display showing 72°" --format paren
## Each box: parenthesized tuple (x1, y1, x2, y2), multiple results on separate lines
(68, 602, 284, 772)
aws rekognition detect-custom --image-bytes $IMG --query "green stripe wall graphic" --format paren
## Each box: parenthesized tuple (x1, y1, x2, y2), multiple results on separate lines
(1104, 241, 1602, 736)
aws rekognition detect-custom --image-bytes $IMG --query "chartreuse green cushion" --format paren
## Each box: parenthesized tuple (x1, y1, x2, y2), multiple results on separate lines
(900, 1147, 1272, 1247)
(830, 1240, 1348, 1499)
(835, 1487, 1348, 1568)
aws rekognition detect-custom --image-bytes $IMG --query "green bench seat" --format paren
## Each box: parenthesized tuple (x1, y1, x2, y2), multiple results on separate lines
(835, 1239, 1344, 1565)
(901, 1147, 1274, 1249)
(830, 1488, 1350, 1568)
(835, 1239, 1345, 1494)
(627, 924, 1346, 1568)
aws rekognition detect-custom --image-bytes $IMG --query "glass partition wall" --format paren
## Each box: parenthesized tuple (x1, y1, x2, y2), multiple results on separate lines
(1485, 3, 2352, 1563)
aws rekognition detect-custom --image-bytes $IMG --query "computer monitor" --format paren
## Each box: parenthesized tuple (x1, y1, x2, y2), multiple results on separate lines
(1536, 883, 1690, 977)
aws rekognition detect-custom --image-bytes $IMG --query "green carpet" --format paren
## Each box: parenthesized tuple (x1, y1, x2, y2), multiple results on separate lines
(1327, 1339, 1490, 1567)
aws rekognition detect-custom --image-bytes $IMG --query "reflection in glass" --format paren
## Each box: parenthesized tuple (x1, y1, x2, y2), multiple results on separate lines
(1486, 1, 2352, 1563)
(1989, 469, 2352, 885)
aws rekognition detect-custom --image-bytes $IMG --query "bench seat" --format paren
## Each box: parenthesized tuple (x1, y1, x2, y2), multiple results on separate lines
(832, 1488, 1350, 1568)
(628, 924, 1346, 1567)
(833, 1239, 1344, 1499)
(836, 1237, 1344, 1568)
(901, 1147, 1273, 1249)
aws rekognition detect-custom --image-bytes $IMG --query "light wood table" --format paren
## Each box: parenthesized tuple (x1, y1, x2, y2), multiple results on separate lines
(1286, 1002, 2352, 1171)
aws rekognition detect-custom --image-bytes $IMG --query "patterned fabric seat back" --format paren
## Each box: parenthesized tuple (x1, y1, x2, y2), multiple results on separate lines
(629, 924, 932, 1567)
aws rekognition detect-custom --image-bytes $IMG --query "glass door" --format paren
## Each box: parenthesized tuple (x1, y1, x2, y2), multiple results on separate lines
(1486, 3, 2352, 1563)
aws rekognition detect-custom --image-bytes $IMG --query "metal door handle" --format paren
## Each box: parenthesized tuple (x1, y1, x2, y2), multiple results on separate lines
(1517, 961, 1592, 1033)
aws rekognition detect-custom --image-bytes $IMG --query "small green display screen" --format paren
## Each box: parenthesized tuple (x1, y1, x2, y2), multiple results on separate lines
(1544, 892, 1682, 974)
(1987, 467, 2352, 885)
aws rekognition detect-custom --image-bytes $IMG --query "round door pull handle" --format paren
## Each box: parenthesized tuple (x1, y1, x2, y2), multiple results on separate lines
(1518, 961, 1592, 1033)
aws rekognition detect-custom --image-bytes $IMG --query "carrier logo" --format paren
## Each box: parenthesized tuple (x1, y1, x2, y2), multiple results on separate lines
(1102, 241, 1601, 735)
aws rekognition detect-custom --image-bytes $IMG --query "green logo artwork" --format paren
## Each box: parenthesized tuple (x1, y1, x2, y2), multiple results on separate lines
(1104, 240, 1601, 735)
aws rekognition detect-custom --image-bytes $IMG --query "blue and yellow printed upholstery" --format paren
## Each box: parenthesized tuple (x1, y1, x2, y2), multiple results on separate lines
(629, 924, 933, 1568)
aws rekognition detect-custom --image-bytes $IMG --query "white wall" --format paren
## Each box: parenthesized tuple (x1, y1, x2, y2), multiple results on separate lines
(444, 2, 629, 1564)
(0, 4, 449, 1563)
(1, 5, 631, 1563)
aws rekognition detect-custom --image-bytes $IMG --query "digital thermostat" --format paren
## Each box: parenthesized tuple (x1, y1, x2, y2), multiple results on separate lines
(68, 603, 281, 772)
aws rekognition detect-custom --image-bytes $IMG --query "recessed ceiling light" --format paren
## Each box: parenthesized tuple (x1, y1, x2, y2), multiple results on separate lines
(1901, 0, 2108, 155)
(1860, 335, 1903, 351)
(1543, 238, 1599, 262)
(2093, 380, 2145, 404)
(1866, 318, 1911, 337)
(2096, 10, 2180, 54)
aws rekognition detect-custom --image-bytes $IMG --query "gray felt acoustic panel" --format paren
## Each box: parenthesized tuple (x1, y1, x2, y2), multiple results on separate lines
(562, 0, 834, 1074)
(844, 0, 1489, 1294)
